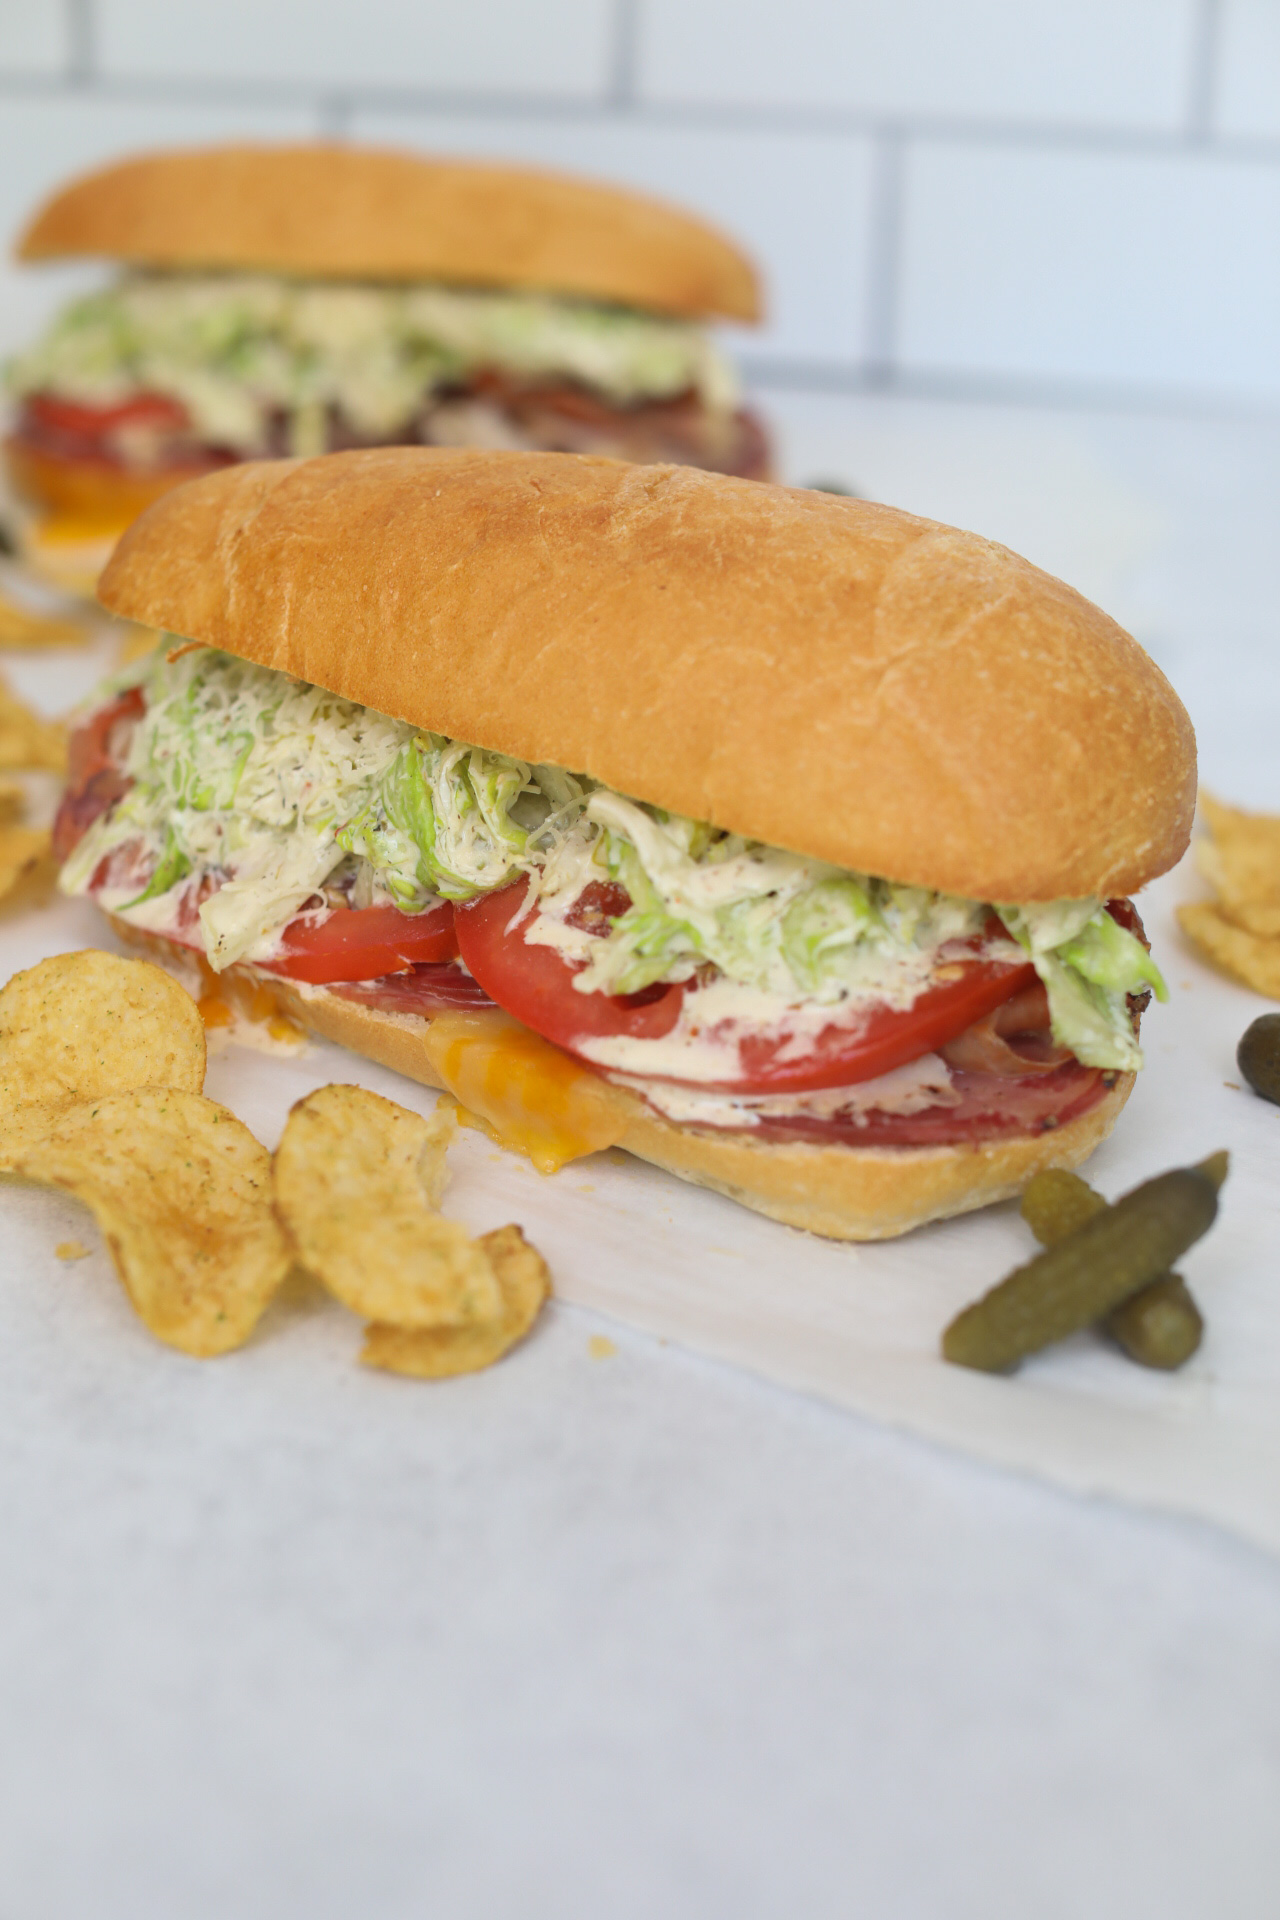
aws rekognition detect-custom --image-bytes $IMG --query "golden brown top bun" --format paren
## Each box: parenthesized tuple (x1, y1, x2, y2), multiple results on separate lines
(97, 448, 1195, 903)
(16, 142, 761, 324)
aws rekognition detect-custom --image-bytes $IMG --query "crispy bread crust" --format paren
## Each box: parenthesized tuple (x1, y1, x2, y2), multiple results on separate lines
(232, 954, 1136, 1241)
(100, 448, 1196, 902)
(108, 917, 1131, 1241)
(16, 144, 761, 323)
(287, 980, 1134, 1238)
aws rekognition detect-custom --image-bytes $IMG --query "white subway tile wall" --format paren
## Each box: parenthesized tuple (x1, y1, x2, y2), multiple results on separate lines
(0, 0, 1276, 406)
(1216, 0, 1280, 141)
(899, 144, 1280, 398)
(638, 0, 1199, 132)
(95, 0, 617, 100)
(0, 0, 68, 75)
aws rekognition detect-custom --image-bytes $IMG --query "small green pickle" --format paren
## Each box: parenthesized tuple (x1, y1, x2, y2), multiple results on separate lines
(1019, 1168, 1107, 1245)
(1020, 1169, 1205, 1369)
(1238, 1013, 1280, 1107)
(943, 1156, 1227, 1373)
(1106, 1275, 1203, 1370)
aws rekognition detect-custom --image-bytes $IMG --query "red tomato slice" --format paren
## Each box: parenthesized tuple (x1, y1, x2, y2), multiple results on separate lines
(261, 901, 459, 985)
(54, 686, 147, 861)
(457, 882, 1037, 1093)
(26, 390, 191, 438)
(456, 884, 687, 1045)
(730, 957, 1037, 1092)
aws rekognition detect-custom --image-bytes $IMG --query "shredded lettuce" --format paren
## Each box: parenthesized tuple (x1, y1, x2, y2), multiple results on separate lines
(63, 647, 420, 968)
(554, 793, 981, 1008)
(61, 646, 576, 970)
(6, 271, 739, 454)
(998, 902, 1167, 1072)
(337, 735, 578, 903)
(60, 646, 1166, 1071)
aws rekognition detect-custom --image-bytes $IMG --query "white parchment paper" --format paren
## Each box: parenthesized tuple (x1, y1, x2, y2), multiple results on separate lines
(2, 844, 1276, 1556)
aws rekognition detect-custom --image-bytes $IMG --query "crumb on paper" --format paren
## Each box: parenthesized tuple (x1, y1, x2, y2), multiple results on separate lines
(588, 1334, 617, 1361)
(1225, 1081, 1243, 1091)
(55, 1240, 90, 1261)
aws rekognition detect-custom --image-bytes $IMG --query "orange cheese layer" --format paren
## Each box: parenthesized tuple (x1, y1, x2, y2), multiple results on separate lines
(32, 513, 133, 547)
(5, 438, 204, 530)
(193, 963, 304, 1046)
(423, 1008, 627, 1173)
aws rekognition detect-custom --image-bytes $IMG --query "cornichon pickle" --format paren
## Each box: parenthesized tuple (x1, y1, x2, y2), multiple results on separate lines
(1238, 1013, 1280, 1106)
(1020, 1169, 1205, 1369)
(1106, 1275, 1203, 1370)
(943, 1157, 1226, 1372)
(1020, 1168, 1107, 1245)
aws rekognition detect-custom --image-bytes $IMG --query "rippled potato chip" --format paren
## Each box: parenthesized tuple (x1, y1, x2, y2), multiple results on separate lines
(361, 1224, 551, 1380)
(0, 950, 206, 1165)
(1197, 795, 1280, 909)
(273, 1084, 502, 1328)
(1178, 901, 1280, 999)
(0, 672, 66, 772)
(0, 783, 55, 913)
(0, 824, 48, 903)
(1219, 899, 1280, 938)
(14, 1089, 290, 1356)
(0, 593, 90, 651)
(1183, 795, 1280, 990)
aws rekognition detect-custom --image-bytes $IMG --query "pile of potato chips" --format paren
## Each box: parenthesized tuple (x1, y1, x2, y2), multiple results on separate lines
(0, 670, 65, 912)
(1179, 795, 1280, 997)
(0, 588, 89, 652)
(0, 950, 550, 1375)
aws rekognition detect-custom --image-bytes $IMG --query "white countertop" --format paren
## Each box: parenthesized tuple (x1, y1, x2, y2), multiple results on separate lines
(3, 388, 1279, 1919)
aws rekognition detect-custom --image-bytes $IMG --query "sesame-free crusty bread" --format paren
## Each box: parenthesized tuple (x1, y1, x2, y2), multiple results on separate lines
(99, 447, 1196, 903)
(280, 978, 1135, 1240)
(16, 143, 761, 324)
(106, 918, 1135, 1241)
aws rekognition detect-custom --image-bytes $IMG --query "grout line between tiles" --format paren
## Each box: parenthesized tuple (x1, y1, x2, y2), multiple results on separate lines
(610, 0, 639, 110)
(65, 0, 93, 85)
(6, 71, 1280, 166)
(1186, 0, 1223, 141)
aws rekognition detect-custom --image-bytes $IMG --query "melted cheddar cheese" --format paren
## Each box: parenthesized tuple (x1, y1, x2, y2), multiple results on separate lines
(423, 1009, 627, 1173)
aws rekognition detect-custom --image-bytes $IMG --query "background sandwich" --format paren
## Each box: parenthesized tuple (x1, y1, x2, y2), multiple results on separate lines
(5, 144, 767, 588)
(56, 448, 1195, 1240)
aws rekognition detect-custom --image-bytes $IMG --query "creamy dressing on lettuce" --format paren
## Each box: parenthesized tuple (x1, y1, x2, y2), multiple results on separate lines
(529, 792, 993, 1005)
(60, 645, 1166, 1071)
(7, 271, 739, 453)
